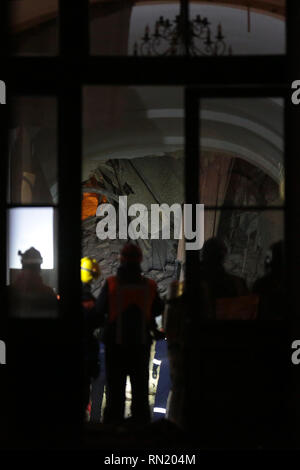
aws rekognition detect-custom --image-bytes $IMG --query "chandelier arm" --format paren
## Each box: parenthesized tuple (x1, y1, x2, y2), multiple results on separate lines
(136, 14, 229, 57)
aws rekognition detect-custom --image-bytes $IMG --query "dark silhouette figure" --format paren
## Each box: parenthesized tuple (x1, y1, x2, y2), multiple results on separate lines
(96, 243, 164, 426)
(253, 240, 285, 320)
(9, 247, 57, 318)
(199, 238, 250, 319)
(81, 257, 101, 415)
(200, 238, 248, 297)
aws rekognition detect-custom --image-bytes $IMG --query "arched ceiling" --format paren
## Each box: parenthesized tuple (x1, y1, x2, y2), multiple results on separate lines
(10, 0, 285, 33)
(134, 1, 285, 17)
(11, 88, 284, 198)
(129, 3, 285, 55)
(9, 2, 284, 185)
(82, 87, 284, 183)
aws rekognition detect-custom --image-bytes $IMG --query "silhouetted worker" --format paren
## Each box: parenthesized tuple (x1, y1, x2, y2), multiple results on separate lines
(96, 242, 164, 426)
(253, 240, 285, 320)
(199, 238, 251, 319)
(10, 247, 57, 318)
(200, 238, 248, 297)
(81, 256, 101, 416)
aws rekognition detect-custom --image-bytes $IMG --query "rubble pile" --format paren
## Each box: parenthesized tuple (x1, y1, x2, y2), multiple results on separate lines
(82, 155, 183, 298)
(82, 215, 178, 299)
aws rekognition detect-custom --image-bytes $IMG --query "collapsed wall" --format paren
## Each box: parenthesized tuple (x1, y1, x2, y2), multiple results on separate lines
(82, 153, 282, 295)
(82, 154, 182, 298)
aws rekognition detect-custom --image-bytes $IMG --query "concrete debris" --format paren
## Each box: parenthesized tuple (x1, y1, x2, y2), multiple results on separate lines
(82, 154, 283, 292)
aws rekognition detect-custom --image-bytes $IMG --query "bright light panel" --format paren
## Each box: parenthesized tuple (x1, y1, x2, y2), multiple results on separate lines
(8, 207, 54, 269)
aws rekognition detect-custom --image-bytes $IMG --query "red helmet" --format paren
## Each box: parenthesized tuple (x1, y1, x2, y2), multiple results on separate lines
(120, 243, 143, 264)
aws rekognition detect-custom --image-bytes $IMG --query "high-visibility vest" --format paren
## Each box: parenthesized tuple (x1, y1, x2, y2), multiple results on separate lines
(106, 276, 157, 344)
(82, 298, 95, 311)
(216, 294, 259, 320)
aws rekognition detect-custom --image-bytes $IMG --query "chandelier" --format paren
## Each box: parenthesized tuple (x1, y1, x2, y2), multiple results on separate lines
(133, 14, 232, 57)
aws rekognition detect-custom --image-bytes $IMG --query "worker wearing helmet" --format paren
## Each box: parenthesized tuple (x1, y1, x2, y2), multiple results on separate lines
(81, 257, 101, 285)
(95, 242, 164, 426)
(81, 257, 101, 316)
(81, 256, 101, 415)
(10, 247, 57, 318)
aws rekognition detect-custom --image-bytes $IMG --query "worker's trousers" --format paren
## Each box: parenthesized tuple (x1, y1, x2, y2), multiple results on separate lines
(103, 344, 151, 425)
